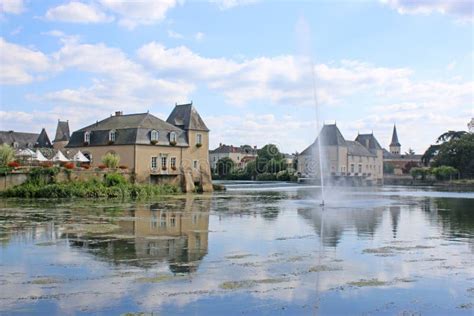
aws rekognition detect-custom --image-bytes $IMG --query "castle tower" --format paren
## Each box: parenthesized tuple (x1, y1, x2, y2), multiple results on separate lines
(389, 124, 401, 155)
(53, 120, 70, 150)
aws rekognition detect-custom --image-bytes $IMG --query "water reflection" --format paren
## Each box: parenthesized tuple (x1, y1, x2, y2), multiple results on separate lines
(64, 197, 210, 272)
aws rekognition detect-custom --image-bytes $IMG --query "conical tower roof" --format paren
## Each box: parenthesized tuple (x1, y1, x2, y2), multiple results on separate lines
(390, 125, 401, 147)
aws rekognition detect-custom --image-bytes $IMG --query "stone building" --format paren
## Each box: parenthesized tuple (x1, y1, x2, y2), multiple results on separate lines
(53, 120, 70, 150)
(383, 124, 422, 175)
(297, 124, 384, 184)
(0, 128, 52, 149)
(209, 144, 258, 172)
(66, 103, 212, 192)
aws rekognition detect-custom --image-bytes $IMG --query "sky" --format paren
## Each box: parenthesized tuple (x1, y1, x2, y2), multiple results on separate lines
(0, 0, 473, 154)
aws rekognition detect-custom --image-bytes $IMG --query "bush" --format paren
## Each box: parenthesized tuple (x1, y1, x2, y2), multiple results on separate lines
(0, 144, 15, 167)
(80, 163, 91, 169)
(41, 162, 53, 168)
(64, 162, 75, 169)
(98, 164, 107, 170)
(410, 167, 430, 181)
(119, 165, 128, 169)
(104, 173, 127, 187)
(256, 173, 277, 181)
(102, 153, 120, 169)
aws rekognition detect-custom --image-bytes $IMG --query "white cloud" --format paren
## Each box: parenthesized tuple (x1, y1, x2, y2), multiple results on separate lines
(45, 1, 113, 23)
(195, 32, 204, 41)
(0, 0, 25, 14)
(0, 38, 51, 84)
(98, 0, 179, 29)
(137, 42, 413, 106)
(381, 0, 474, 22)
(210, 0, 259, 10)
(167, 30, 184, 39)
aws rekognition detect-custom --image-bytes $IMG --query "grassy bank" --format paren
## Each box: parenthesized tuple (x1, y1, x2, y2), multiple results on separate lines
(0, 170, 181, 199)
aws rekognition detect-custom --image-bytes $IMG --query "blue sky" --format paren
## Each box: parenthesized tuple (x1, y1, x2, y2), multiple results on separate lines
(0, 0, 473, 153)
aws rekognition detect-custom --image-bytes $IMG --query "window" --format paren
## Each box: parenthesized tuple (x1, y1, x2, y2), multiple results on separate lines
(109, 130, 116, 142)
(84, 132, 90, 143)
(151, 157, 157, 169)
(193, 160, 198, 169)
(350, 164, 354, 173)
(160, 212, 166, 228)
(170, 132, 177, 143)
(151, 211, 158, 229)
(161, 156, 167, 169)
(358, 164, 362, 173)
(151, 130, 159, 142)
(213, 157, 216, 161)
(170, 157, 176, 169)
(196, 133, 202, 145)
(170, 214, 176, 227)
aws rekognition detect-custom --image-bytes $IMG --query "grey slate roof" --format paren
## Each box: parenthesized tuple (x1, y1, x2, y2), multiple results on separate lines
(0, 130, 38, 149)
(300, 124, 347, 156)
(67, 112, 188, 147)
(167, 103, 209, 131)
(347, 141, 375, 157)
(54, 120, 70, 142)
(390, 125, 401, 146)
(355, 133, 382, 155)
(36, 128, 53, 148)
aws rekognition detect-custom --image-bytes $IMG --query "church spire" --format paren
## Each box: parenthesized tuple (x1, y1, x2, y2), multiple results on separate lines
(389, 124, 401, 155)
(390, 124, 400, 146)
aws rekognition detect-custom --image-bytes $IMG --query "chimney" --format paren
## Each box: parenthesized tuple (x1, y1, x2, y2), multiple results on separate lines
(219, 143, 222, 147)
(115, 111, 123, 116)
(254, 145, 257, 149)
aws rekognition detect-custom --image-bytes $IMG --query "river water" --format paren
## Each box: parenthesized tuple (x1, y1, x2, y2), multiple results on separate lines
(0, 182, 473, 315)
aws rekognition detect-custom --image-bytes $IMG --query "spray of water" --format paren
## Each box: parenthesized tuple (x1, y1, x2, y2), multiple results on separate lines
(296, 16, 325, 205)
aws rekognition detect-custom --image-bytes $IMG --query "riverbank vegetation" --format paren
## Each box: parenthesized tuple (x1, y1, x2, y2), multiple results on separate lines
(1, 168, 180, 199)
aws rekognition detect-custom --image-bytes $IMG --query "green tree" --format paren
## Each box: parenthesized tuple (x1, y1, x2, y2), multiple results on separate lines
(436, 131, 467, 143)
(432, 133, 474, 178)
(421, 144, 440, 166)
(431, 166, 458, 181)
(216, 157, 234, 176)
(0, 144, 14, 167)
(102, 153, 120, 169)
(383, 162, 394, 174)
(410, 167, 430, 181)
(256, 144, 285, 174)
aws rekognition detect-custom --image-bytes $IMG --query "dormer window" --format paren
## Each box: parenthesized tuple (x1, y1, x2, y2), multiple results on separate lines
(109, 130, 116, 143)
(170, 132, 177, 144)
(196, 133, 202, 146)
(84, 132, 90, 143)
(151, 130, 159, 142)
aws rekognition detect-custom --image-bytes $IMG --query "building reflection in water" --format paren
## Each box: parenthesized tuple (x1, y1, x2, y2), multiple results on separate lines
(297, 206, 385, 248)
(66, 196, 210, 273)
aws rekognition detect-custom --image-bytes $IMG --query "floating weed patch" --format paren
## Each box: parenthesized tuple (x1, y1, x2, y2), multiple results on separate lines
(275, 234, 313, 241)
(28, 277, 63, 285)
(225, 254, 254, 259)
(348, 279, 389, 287)
(457, 303, 473, 309)
(135, 274, 177, 283)
(35, 241, 58, 246)
(219, 278, 288, 290)
(308, 265, 342, 273)
(66, 223, 121, 235)
(363, 245, 435, 255)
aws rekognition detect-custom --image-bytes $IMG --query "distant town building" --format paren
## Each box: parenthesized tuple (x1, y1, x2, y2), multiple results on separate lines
(209, 144, 258, 172)
(469, 118, 474, 133)
(382, 124, 422, 175)
(297, 124, 384, 184)
(0, 128, 52, 149)
(66, 103, 212, 192)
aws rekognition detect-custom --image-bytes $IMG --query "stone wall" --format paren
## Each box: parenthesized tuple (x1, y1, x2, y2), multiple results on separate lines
(0, 172, 28, 191)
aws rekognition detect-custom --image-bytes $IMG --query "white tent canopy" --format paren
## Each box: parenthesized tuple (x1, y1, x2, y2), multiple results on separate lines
(35, 150, 48, 162)
(17, 148, 36, 158)
(52, 150, 69, 162)
(73, 150, 89, 162)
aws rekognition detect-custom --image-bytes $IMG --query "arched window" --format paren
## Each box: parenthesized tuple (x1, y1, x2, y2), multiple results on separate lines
(151, 130, 159, 142)
(170, 132, 177, 143)
(84, 132, 90, 143)
(109, 130, 116, 142)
